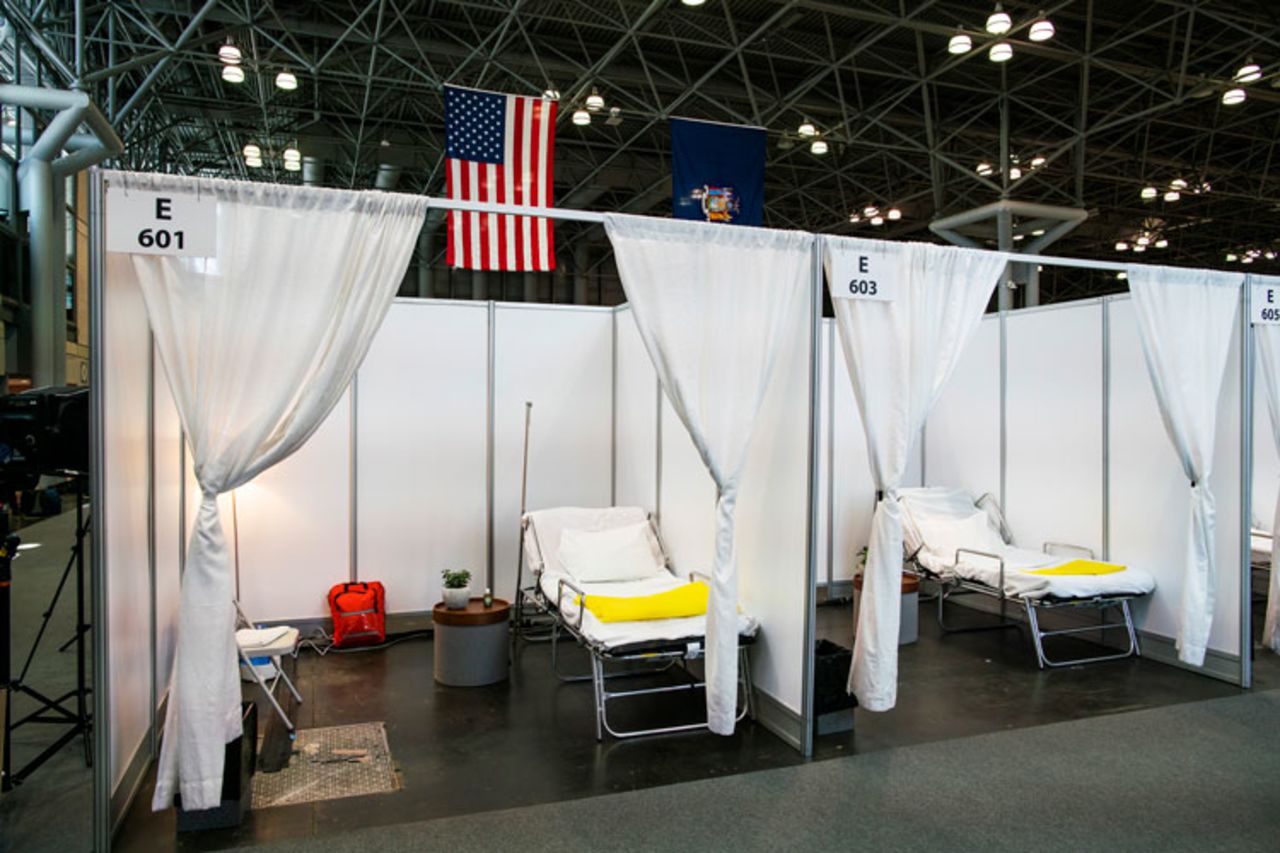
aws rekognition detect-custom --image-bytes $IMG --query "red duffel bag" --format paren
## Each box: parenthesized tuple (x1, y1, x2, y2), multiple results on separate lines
(328, 581, 386, 648)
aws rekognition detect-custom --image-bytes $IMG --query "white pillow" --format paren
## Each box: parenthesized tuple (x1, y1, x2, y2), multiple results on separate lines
(925, 511, 1005, 563)
(559, 521, 665, 583)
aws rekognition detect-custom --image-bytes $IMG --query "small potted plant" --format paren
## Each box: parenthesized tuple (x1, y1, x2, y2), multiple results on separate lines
(441, 569, 472, 610)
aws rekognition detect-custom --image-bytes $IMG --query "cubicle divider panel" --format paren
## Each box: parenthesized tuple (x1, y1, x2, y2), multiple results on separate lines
(103, 255, 157, 799)
(924, 314, 1001, 500)
(1109, 296, 1242, 665)
(735, 285, 813, 717)
(355, 301, 489, 613)
(232, 391, 352, 623)
(492, 305, 614, 601)
(152, 350, 183, 709)
(1004, 302, 1105, 558)
(613, 306, 659, 512)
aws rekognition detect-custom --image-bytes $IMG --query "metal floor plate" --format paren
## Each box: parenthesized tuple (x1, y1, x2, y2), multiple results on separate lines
(251, 722, 399, 809)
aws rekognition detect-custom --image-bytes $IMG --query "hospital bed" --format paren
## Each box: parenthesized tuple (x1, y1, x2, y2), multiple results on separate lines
(899, 487, 1155, 668)
(514, 506, 758, 740)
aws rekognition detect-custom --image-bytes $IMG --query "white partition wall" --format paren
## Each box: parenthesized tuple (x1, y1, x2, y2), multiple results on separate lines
(1109, 296, 1243, 669)
(355, 301, 488, 613)
(102, 254, 155, 809)
(924, 313, 1001, 498)
(613, 306, 658, 511)
(1005, 302, 1105, 557)
(493, 305, 614, 599)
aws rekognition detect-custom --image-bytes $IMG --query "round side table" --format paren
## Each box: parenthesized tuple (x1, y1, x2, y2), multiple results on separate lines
(432, 598, 510, 686)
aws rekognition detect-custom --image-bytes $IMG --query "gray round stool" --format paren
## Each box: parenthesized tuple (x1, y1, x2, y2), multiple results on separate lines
(432, 598, 510, 686)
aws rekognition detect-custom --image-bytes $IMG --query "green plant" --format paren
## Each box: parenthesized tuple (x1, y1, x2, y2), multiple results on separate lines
(856, 546, 868, 570)
(441, 569, 472, 589)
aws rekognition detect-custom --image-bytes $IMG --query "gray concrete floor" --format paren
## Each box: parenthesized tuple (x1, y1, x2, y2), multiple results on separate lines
(1, 504, 94, 853)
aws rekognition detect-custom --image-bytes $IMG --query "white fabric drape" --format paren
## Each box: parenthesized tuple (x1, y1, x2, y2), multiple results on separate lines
(603, 214, 812, 734)
(109, 172, 428, 811)
(823, 237, 1005, 711)
(1126, 264, 1242, 667)
(1248, 275, 1280, 652)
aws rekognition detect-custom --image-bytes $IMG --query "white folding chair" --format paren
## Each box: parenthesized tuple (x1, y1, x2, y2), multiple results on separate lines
(234, 602, 303, 736)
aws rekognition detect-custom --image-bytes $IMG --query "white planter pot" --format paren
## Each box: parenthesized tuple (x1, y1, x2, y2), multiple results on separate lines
(442, 586, 470, 610)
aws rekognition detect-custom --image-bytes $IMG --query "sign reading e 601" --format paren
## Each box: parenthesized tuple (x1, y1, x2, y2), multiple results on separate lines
(106, 185, 216, 257)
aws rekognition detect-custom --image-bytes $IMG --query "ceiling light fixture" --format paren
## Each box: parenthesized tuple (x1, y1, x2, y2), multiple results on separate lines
(284, 146, 301, 162)
(1155, 238, 1169, 248)
(1117, 272, 1128, 281)
(585, 88, 605, 112)
(870, 215, 885, 226)
(810, 138, 829, 155)
(542, 88, 561, 100)
(1169, 178, 1188, 190)
(1008, 165, 1023, 180)
(1164, 190, 1181, 202)
(275, 71, 298, 91)
(283, 159, 301, 172)
(887, 207, 902, 221)
(986, 4, 1012, 35)
(1243, 255, 1255, 264)
(572, 108, 590, 126)
(681, 0, 707, 6)
(798, 120, 816, 138)
(1115, 242, 1129, 251)
(242, 143, 261, 158)
(948, 30, 972, 55)
(1028, 14, 1055, 42)
(1031, 228, 1045, 236)
(1132, 244, 1146, 253)
(1222, 87, 1247, 105)
(245, 156, 263, 169)
(1227, 253, 1239, 262)
(849, 213, 861, 223)
(976, 162, 994, 176)
(218, 41, 241, 64)
(1030, 155, 1046, 168)
(221, 64, 245, 83)
(864, 205, 880, 218)
(1136, 235, 1150, 246)
(989, 41, 1013, 63)
(1235, 62, 1262, 84)
(1141, 186, 1158, 200)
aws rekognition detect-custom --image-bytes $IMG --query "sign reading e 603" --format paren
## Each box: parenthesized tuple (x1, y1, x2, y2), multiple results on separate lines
(831, 252, 896, 302)
(106, 185, 216, 257)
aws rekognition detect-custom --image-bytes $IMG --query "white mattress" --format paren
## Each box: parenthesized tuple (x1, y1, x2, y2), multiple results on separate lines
(538, 569, 759, 650)
(915, 544, 1155, 600)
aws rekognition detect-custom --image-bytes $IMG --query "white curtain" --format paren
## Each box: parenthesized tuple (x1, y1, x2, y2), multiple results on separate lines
(1126, 264, 1242, 667)
(1249, 275, 1280, 652)
(109, 172, 428, 810)
(823, 237, 1005, 711)
(604, 214, 812, 733)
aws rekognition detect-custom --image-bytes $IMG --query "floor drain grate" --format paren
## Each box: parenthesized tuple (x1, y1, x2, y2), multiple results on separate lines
(251, 722, 399, 809)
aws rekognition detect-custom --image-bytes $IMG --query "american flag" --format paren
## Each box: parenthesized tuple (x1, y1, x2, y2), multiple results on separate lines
(444, 84, 557, 271)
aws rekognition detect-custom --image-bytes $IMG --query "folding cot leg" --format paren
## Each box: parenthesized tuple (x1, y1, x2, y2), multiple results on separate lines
(1121, 600, 1141, 658)
(590, 655, 605, 742)
(1024, 599, 1049, 669)
(738, 647, 755, 721)
(240, 649, 296, 734)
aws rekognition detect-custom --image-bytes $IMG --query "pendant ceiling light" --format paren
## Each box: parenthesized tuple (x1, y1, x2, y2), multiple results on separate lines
(542, 88, 560, 100)
(1169, 178, 1188, 190)
(863, 205, 879, 218)
(810, 138, 829, 155)
(976, 162, 994, 176)
(1028, 14, 1055, 42)
(1235, 62, 1262, 84)
(887, 207, 902, 221)
(948, 30, 972, 55)
(283, 159, 301, 172)
(1155, 238, 1169, 249)
(242, 143, 261, 159)
(1141, 186, 1158, 200)
(989, 42, 1013, 63)
(284, 146, 301, 162)
(585, 88, 605, 112)
(218, 41, 241, 64)
(1008, 166, 1023, 180)
(1164, 190, 1181, 202)
(986, 4, 1012, 35)
(798, 120, 816, 138)
(275, 71, 298, 91)
(1115, 242, 1129, 251)
(221, 64, 245, 83)
(572, 108, 590, 126)
(681, 0, 707, 6)
(245, 156, 263, 169)
(870, 215, 885, 226)
(1030, 155, 1046, 168)
(1222, 87, 1246, 105)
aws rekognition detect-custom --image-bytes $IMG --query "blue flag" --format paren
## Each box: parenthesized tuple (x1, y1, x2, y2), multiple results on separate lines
(671, 118, 765, 226)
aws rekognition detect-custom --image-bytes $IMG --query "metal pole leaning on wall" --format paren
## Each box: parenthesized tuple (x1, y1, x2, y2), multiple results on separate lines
(88, 168, 110, 853)
(1240, 279, 1254, 688)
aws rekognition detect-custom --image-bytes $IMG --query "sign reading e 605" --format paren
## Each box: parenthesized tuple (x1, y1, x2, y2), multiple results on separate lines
(106, 186, 216, 257)
(1253, 283, 1280, 325)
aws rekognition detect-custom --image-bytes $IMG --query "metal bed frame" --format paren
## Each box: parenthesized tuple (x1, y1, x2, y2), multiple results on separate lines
(515, 513, 755, 741)
(908, 493, 1144, 669)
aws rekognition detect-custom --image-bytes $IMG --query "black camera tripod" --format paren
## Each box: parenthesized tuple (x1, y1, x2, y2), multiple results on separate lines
(1, 476, 92, 792)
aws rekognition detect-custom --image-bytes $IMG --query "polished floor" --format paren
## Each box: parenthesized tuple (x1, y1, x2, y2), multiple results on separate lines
(110, 587, 1272, 852)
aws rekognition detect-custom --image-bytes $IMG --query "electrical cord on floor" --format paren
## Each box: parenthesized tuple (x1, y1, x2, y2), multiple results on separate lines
(298, 627, 434, 656)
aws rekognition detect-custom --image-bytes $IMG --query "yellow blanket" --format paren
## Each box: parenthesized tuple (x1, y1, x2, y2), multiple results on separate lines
(579, 581, 709, 623)
(1028, 559, 1126, 576)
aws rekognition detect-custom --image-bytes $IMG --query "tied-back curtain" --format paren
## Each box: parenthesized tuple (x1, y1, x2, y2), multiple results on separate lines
(1249, 276, 1280, 652)
(109, 172, 428, 811)
(1126, 264, 1243, 667)
(603, 213, 812, 734)
(823, 237, 1005, 711)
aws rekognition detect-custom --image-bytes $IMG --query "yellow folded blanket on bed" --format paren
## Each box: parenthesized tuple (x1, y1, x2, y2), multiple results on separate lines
(1027, 559, 1126, 576)
(578, 581, 709, 623)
